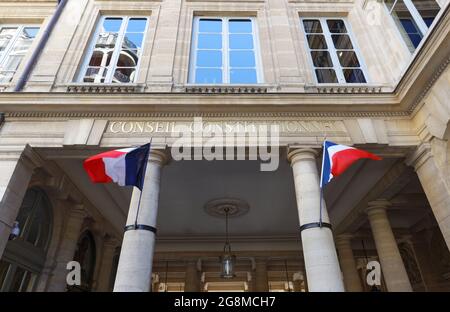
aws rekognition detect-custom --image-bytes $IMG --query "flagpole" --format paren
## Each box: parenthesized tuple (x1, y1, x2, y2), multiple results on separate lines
(133, 137, 153, 229)
(319, 140, 326, 228)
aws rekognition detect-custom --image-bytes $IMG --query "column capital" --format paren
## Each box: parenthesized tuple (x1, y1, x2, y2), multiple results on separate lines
(366, 199, 391, 215)
(287, 148, 319, 165)
(149, 149, 169, 166)
(335, 233, 354, 245)
(405, 142, 432, 170)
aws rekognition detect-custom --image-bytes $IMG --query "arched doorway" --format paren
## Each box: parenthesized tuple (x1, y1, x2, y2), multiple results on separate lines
(0, 188, 53, 292)
(67, 231, 96, 292)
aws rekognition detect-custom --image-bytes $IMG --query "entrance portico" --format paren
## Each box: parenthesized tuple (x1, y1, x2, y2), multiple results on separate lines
(2, 135, 449, 292)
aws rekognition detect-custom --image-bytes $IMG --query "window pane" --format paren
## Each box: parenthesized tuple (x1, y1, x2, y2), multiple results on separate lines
(303, 20, 322, 33)
(315, 69, 338, 83)
(0, 71, 14, 83)
(199, 19, 222, 33)
(337, 51, 360, 67)
(230, 51, 255, 67)
(113, 67, 136, 83)
(307, 35, 327, 49)
(95, 33, 118, 48)
(327, 20, 347, 33)
(198, 34, 222, 49)
(229, 20, 252, 33)
(117, 50, 139, 67)
(195, 68, 222, 84)
(196, 50, 222, 67)
(331, 34, 353, 49)
(89, 50, 113, 66)
(310, 51, 333, 67)
(230, 69, 257, 84)
(126, 18, 147, 32)
(102, 18, 123, 32)
(411, 0, 440, 26)
(84, 67, 108, 83)
(123, 33, 144, 49)
(23, 27, 39, 39)
(343, 68, 366, 83)
(229, 34, 253, 49)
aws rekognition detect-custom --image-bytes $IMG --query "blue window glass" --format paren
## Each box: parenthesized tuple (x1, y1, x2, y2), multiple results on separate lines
(196, 50, 222, 67)
(127, 18, 147, 32)
(229, 34, 253, 49)
(198, 34, 222, 49)
(199, 19, 222, 33)
(103, 18, 122, 32)
(190, 18, 260, 84)
(230, 51, 255, 67)
(195, 68, 222, 84)
(123, 33, 144, 49)
(230, 69, 257, 84)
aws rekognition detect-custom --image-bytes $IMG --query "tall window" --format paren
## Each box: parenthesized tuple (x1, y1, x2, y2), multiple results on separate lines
(67, 231, 96, 292)
(0, 26, 39, 83)
(79, 16, 148, 83)
(301, 18, 367, 84)
(0, 188, 52, 292)
(189, 17, 262, 84)
(385, 0, 441, 51)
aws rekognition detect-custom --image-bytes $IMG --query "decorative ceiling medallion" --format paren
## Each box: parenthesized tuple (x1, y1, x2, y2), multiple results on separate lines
(204, 198, 250, 219)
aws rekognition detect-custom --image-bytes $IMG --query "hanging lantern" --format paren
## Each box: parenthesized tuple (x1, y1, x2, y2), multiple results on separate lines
(220, 207, 236, 279)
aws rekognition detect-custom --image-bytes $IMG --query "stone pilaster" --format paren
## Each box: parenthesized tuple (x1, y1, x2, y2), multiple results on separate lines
(184, 260, 201, 292)
(95, 236, 119, 292)
(113, 150, 167, 292)
(366, 201, 412, 292)
(253, 258, 269, 292)
(336, 234, 363, 292)
(47, 204, 86, 292)
(288, 148, 344, 292)
(406, 142, 450, 251)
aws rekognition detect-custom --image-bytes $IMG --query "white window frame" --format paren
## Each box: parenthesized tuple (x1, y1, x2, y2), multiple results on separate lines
(0, 25, 40, 82)
(77, 16, 149, 84)
(384, 0, 442, 50)
(300, 17, 370, 85)
(188, 16, 264, 85)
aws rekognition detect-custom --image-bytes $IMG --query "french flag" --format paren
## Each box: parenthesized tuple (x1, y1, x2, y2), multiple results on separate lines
(83, 143, 151, 191)
(320, 141, 381, 188)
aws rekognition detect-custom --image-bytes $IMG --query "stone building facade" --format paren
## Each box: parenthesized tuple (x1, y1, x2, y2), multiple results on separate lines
(0, 0, 449, 292)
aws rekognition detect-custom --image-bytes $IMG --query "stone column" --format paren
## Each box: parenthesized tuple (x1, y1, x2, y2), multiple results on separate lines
(253, 258, 269, 292)
(406, 142, 450, 251)
(336, 234, 363, 292)
(184, 260, 200, 292)
(47, 204, 86, 291)
(0, 148, 40, 257)
(288, 148, 344, 292)
(366, 200, 412, 292)
(113, 150, 166, 292)
(95, 236, 119, 292)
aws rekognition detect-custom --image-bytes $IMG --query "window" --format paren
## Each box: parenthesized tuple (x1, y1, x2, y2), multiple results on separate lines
(385, 0, 441, 51)
(0, 26, 39, 83)
(189, 17, 262, 84)
(301, 18, 367, 84)
(79, 16, 148, 83)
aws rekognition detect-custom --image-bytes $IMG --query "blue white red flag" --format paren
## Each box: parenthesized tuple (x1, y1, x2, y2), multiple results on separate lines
(83, 143, 150, 191)
(320, 141, 381, 188)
